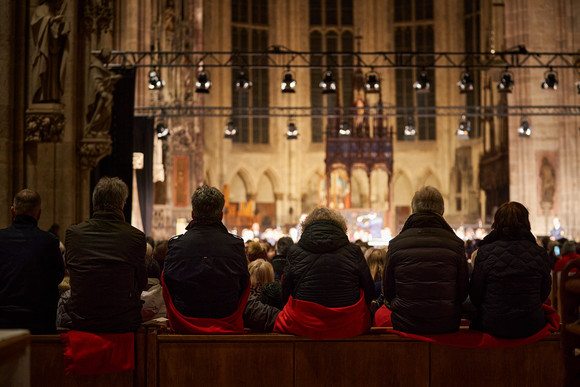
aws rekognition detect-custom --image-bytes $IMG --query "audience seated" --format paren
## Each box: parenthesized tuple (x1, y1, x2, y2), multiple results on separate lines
(383, 186, 468, 334)
(247, 241, 268, 263)
(141, 256, 166, 322)
(271, 236, 294, 281)
(248, 259, 275, 295)
(554, 241, 580, 273)
(65, 177, 147, 333)
(469, 201, 552, 338)
(153, 239, 168, 271)
(364, 247, 388, 300)
(276, 208, 374, 339)
(0, 189, 64, 334)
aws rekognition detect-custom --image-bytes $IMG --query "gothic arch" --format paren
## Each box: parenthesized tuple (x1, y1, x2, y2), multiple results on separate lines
(393, 170, 414, 207)
(420, 169, 442, 190)
(228, 168, 256, 203)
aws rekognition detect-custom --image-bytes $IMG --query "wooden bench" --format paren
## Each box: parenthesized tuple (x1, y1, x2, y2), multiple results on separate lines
(29, 328, 564, 387)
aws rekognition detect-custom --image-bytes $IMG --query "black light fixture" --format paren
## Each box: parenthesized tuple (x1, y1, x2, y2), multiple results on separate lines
(156, 122, 170, 139)
(286, 122, 298, 139)
(364, 71, 380, 93)
(235, 70, 252, 90)
(281, 70, 296, 93)
(576, 81, 580, 94)
(338, 122, 351, 137)
(403, 117, 416, 140)
(413, 72, 430, 93)
(541, 68, 558, 90)
(148, 68, 165, 90)
(457, 71, 474, 93)
(195, 69, 212, 93)
(518, 119, 532, 137)
(319, 69, 337, 94)
(224, 121, 237, 139)
(497, 70, 514, 93)
(456, 114, 471, 139)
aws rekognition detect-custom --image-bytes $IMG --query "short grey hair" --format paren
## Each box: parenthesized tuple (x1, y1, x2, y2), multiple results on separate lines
(13, 189, 41, 216)
(92, 177, 128, 212)
(301, 207, 348, 233)
(191, 185, 225, 220)
(411, 186, 444, 216)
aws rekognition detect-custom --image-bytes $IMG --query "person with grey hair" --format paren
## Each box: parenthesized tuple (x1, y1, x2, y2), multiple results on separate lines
(162, 185, 251, 333)
(0, 189, 64, 333)
(383, 186, 468, 334)
(554, 240, 580, 272)
(65, 177, 147, 332)
(275, 208, 375, 339)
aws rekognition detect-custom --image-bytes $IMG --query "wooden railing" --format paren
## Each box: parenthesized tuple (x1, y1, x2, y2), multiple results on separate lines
(27, 328, 564, 387)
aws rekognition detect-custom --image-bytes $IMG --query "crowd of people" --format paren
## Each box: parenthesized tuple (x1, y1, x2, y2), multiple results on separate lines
(0, 179, 575, 341)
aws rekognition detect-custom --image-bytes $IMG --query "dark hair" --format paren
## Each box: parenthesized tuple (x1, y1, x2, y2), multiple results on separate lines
(191, 185, 225, 220)
(153, 239, 168, 270)
(13, 189, 41, 216)
(492, 201, 531, 231)
(145, 255, 161, 280)
(92, 177, 128, 212)
(411, 186, 444, 216)
(275, 236, 294, 257)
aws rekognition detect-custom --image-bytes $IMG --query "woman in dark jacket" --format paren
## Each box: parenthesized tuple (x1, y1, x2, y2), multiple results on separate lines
(470, 201, 552, 338)
(275, 208, 375, 339)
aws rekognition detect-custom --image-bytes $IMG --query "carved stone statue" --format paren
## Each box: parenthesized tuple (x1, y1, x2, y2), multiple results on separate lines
(31, 0, 70, 102)
(539, 157, 555, 204)
(84, 56, 121, 137)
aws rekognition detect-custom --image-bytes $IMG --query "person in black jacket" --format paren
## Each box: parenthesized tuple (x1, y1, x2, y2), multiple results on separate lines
(470, 201, 551, 338)
(163, 185, 250, 319)
(282, 208, 375, 308)
(383, 186, 468, 334)
(0, 189, 64, 333)
(65, 177, 147, 332)
(271, 236, 293, 281)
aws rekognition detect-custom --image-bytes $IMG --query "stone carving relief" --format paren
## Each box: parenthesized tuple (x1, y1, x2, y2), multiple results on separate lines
(25, 107, 65, 142)
(539, 157, 556, 205)
(81, 0, 113, 38)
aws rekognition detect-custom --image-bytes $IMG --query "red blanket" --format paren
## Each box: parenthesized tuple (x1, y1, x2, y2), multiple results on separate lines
(162, 275, 250, 334)
(61, 331, 134, 375)
(373, 304, 560, 348)
(274, 291, 371, 340)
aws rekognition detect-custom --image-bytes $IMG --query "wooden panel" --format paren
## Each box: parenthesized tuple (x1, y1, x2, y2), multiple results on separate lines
(30, 336, 134, 387)
(430, 336, 565, 387)
(294, 337, 430, 387)
(157, 337, 294, 387)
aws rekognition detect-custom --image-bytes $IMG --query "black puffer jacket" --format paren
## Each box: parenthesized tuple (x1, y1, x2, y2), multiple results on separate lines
(469, 227, 551, 338)
(383, 212, 468, 334)
(281, 220, 374, 308)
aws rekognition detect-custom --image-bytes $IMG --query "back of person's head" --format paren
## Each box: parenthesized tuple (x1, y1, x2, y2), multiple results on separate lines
(191, 185, 224, 220)
(301, 207, 347, 233)
(491, 201, 531, 231)
(248, 259, 274, 292)
(365, 247, 388, 282)
(247, 241, 267, 262)
(145, 255, 161, 280)
(411, 186, 444, 216)
(562, 240, 577, 256)
(92, 177, 128, 212)
(12, 189, 41, 218)
(275, 236, 294, 257)
(153, 239, 168, 270)
(260, 281, 283, 310)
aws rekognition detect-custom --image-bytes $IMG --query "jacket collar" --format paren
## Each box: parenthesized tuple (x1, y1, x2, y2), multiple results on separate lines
(480, 227, 536, 246)
(13, 214, 38, 228)
(185, 218, 229, 233)
(92, 209, 125, 222)
(401, 212, 453, 233)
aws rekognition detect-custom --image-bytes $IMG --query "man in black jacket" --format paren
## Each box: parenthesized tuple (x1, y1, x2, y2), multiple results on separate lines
(65, 177, 147, 332)
(0, 189, 64, 333)
(163, 185, 250, 319)
(383, 186, 468, 334)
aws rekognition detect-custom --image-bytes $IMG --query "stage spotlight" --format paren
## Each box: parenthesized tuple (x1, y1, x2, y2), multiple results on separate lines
(456, 115, 471, 139)
(281, 70, 296, 93)
(518, 120, 532, 137)
(235, 70, 252, 90)
(338, 122, 351, 137)
(319, 70, 337, 94)
(457, 71, 474, 93)
(541, 69, 558, 90)
(413, 72, 430, 93)
(156, 123, 170, 139)
(148, 69, 165, 90)
(403, 117, 416, 140)
(497, 71, 514, 93)
(195, 70, 212, 93)
(224, 121, 237, 139)
(286, 122, 298, 139)
(364, 72, 380, 93)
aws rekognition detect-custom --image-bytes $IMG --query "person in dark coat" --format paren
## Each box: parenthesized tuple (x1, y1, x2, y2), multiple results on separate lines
(383, 186, 469, 334)
(271, 236, 293, 281)
(65, 177, 147, 332)
(163, 185, 250, 320)
(469, 201, 552, 338)
(0, 189, 64, 334)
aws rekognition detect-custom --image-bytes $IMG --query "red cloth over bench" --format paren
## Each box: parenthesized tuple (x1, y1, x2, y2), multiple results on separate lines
(61, 331, 135, 375)
(373, 304, 560, 348)
(274, 291, 371, 340)
(162, 275, 250, 334)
